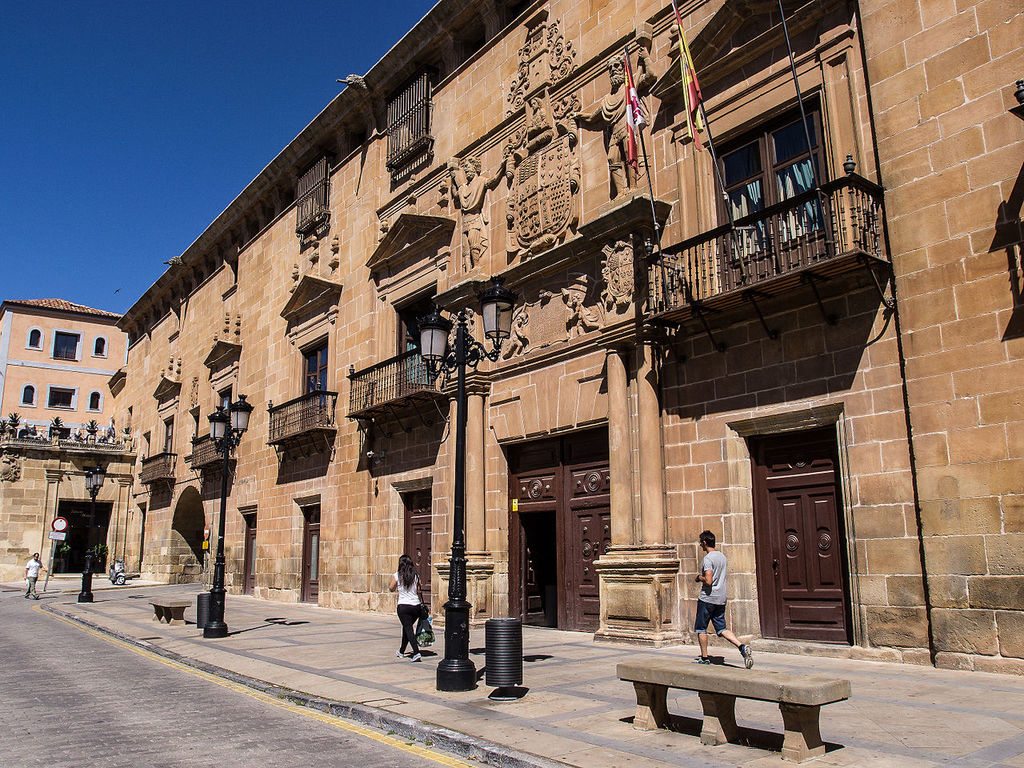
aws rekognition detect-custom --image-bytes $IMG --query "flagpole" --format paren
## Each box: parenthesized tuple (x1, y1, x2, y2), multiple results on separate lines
(775, 0, 834, 261)
(671, 0, 746, 282)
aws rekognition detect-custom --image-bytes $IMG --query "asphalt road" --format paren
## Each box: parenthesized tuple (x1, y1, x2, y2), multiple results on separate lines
(0, 589, 460, 768)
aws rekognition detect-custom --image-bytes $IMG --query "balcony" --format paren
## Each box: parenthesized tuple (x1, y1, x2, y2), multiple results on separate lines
(140, 452, 176, 484)
(268, 390, 338, 449)
(647, 174, 888, 325)
(348, 350, 444, 420)
(188, 435, 222, 471)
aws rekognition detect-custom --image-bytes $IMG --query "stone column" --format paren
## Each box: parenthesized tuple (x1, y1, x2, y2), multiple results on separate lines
(636, 341, 666, 545)
(466, 391, 486, 553)
(606, 349, 633, 546)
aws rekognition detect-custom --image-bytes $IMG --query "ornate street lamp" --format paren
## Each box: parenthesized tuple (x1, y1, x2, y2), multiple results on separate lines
(78, 464, 107, 603)
(203, 394, 253, 639)
(419, 277, 517, 692)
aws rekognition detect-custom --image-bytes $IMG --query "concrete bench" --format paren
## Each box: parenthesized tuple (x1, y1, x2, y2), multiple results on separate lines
(618, 659, 851, 763)
(150, 601, 190, 626)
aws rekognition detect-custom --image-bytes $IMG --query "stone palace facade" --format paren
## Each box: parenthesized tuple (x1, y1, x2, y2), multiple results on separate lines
(109, 0, 1023, 673)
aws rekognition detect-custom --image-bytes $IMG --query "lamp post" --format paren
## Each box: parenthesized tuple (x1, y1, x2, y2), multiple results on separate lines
(203, 394, 253, 639)
(78, 464, 107, 603)
(419, 277, 517, 692)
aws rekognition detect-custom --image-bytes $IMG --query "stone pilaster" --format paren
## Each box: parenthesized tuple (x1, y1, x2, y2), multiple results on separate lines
(435, 554, 495, 625)
(594, 545, 682, 646)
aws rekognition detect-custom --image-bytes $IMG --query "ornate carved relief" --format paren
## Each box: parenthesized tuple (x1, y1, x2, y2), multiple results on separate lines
(562, 274, 601, 338)
(0, 450, 21, 482)
(190, 377, 200, 410)
(601, 239, 636, 315)
(449, 155, 507, 272)
(574, 38, 656, 200)
(505, 94, 579, 258)
(502, 304, 531, 359)
(506, 13, 576, 116)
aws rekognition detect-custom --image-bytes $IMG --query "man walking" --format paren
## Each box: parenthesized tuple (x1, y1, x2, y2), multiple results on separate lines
(24, 552, 44, 599)
(693, 530, 753, 668)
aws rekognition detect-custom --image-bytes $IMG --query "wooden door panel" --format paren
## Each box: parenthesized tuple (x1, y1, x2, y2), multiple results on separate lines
(570, 507, 610, 631)
(752, 429, 851, 644)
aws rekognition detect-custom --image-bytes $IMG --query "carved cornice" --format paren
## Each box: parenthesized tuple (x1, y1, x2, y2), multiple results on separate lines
(367, 213, 455, 273)
(280, 275, 344, 323)
(203, 339, 242, 372)
(152, 374, 182, 402)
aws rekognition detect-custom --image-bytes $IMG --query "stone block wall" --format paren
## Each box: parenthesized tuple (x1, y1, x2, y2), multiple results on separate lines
(860, 0, 1024, 672)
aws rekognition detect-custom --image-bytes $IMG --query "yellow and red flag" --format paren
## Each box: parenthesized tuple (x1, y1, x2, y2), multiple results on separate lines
(623, 48, 647, 172)
(672, 0, 705, 150)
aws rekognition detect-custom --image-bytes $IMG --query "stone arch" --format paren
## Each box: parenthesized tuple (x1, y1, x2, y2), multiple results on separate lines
(169, 486, 206, 583)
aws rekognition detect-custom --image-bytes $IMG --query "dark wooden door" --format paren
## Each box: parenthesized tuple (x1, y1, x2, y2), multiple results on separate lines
(301, 506, 321, 603)
(403, 490, 432, 605)
(509, 429, 610, 632)
(242, 514, 257, 595)
(751, 428, 851, 643)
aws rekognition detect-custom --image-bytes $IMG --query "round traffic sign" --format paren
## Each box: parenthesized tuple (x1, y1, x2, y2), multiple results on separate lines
(51, 516, 69, 532)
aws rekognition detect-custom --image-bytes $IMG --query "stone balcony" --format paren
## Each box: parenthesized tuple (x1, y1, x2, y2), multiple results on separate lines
(267, 390, 338, 451)
(646, 174, 889, 329)
(140, 451, 177, 484)
(347, 350, 444, 421)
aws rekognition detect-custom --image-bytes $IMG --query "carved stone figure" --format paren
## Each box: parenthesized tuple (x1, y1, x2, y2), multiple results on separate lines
(503, 304, 531, 359)
(449, 156, 506, 272)
(574, 45, 656, 200)
(601, 239, 636, 314)
(562, 276, 601, 338)
(0, 450, 21, 482)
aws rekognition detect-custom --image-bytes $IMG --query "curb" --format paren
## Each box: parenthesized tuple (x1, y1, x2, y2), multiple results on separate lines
(40, 603, 568, 768)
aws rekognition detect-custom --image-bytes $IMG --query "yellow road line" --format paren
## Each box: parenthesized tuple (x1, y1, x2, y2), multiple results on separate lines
(39, 607, 475, 768)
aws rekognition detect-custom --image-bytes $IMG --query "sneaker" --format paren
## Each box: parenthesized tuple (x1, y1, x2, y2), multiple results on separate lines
(693, 656, 712, 664)
(396, 650, 407, 658)
(410, 653, 422, 662)
(740, 644, 753, 669)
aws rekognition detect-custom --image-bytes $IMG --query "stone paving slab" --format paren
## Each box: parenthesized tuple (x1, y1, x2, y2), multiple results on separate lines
(34, 583, 1024, 768)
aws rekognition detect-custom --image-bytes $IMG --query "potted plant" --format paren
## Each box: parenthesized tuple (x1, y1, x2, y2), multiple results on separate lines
(0, 417, 8, 438)
(54, 542, 71, 573)
(49, 416, 65, 440)
(88, 543, 109, 571)
(85, 419, 99, 442)
(7, 413, 21, 437)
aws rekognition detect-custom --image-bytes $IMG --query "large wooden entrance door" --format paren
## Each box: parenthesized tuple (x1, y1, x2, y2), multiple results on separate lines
(509, 429, 610, 632)
(403, 490, 432, 605)
(242, 513, 257, 595)
(300, 505, 321, 603)
(751, 428, 851, 643)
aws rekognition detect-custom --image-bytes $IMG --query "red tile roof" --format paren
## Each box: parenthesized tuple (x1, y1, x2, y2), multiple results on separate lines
(2, 298, 121, 320)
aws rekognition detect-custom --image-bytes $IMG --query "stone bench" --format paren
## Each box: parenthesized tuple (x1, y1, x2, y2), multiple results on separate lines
(618, 659, 851, 763)
(150, 601, 190, 626)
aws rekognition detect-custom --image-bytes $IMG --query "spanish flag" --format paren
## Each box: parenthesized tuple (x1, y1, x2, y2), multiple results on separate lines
(672, 0, 705, 150)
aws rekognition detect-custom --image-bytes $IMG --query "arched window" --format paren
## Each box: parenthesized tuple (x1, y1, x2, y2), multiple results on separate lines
(21, 385, 36, 406)
(88, 391, 103, 411)
(26, 328, 43, 349)
(93, 337, 107, 357)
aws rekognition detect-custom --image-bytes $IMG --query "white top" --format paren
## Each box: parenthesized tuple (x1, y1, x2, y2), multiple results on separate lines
(394, 572, 420, 606)
(26, 558, 42, 578)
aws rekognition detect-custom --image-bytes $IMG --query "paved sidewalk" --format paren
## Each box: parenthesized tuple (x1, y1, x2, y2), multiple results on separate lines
(31, 584, 1024, 768)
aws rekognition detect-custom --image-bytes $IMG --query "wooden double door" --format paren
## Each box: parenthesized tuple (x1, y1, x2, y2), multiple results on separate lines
(751, 428, 852, 644)
(509, 429, 611, 632)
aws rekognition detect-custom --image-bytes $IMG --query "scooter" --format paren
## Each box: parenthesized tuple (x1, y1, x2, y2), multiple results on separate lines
(108, 559, 137, 585)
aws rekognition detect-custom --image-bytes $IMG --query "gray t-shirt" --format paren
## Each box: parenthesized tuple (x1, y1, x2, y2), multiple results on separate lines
(698, 550, 727, 605)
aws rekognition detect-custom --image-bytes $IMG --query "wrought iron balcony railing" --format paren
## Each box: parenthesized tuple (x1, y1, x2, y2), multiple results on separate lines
(188, 434, 222, 470)
(348, 350, 443, 419)
(647, 174, 887, 323)
(140, 452, 176, 484)
(268, 390, 338, 446)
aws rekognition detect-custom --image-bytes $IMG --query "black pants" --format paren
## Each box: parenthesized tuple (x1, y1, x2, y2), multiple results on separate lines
(397, 604, 420, 654)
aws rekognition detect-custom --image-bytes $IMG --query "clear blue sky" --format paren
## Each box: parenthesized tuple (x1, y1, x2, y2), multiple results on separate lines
(1, 1, 437, 315)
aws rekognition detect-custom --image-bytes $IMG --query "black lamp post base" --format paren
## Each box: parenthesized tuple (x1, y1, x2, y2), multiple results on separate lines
(203, 621, 228, 639)
(436, 658, 477, 691)
(78, 556, 94, 603)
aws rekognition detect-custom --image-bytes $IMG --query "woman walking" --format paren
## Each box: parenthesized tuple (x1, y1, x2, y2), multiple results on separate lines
(389, 554, 422, 662)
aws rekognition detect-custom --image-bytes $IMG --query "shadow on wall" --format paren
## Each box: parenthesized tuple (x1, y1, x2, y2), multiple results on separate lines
(170, 486, 205, 584)
(661, 282, 887, 421)
(995, 162, 1024, 341)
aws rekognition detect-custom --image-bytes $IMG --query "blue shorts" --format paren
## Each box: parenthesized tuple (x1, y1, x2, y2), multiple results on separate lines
(694, 600, 727, 635)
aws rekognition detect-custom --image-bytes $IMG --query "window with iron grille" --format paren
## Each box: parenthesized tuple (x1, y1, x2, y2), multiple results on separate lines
(52, 331, 80, 361)
(386, 71, 434, 173)
(295, 156, 329, 236)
